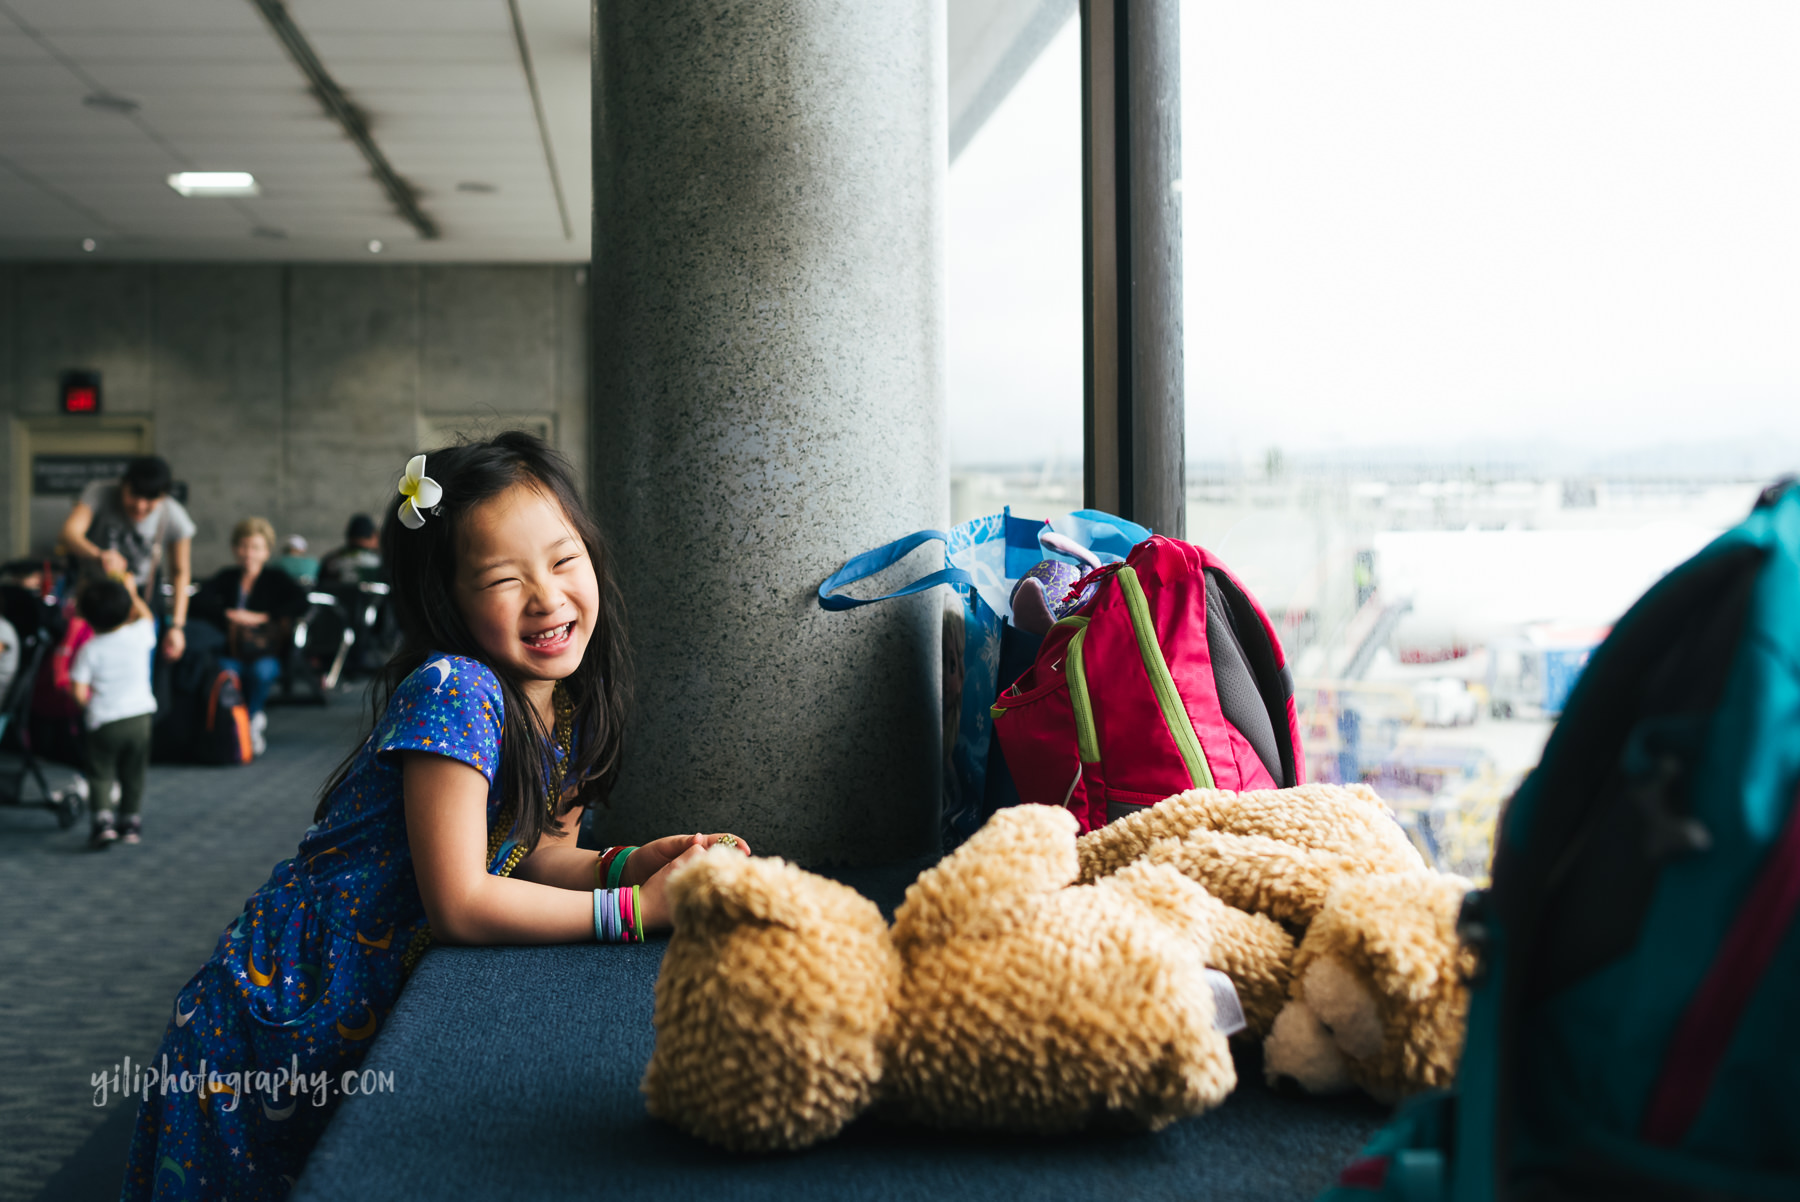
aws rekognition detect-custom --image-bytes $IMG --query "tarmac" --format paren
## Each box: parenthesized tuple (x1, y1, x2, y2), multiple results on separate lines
(0, 697, 370, 1202)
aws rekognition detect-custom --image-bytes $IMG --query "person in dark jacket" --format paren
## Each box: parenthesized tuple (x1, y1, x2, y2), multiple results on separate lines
(190, 517, 309, 752)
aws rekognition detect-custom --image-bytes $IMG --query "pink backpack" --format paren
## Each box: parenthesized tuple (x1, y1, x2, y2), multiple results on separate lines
(990, 535, 1305, 832)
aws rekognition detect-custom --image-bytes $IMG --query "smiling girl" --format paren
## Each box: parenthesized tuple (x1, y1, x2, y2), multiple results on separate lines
(123, 433, 749, 1200)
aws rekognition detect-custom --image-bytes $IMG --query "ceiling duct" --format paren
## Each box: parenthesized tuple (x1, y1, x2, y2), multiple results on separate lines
(246, 0, 440, 240)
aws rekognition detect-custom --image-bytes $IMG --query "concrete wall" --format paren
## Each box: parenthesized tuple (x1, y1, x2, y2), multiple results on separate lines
(0, 263, 588, 575)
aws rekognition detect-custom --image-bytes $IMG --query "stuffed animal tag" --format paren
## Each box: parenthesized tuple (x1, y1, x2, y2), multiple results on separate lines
(1206, 969, 1247, 1036)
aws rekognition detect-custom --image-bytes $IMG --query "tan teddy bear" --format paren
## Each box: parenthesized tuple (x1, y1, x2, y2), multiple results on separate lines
(1075, 784, 1474, 1103)
(1075, 783, 1428, 1036)
(1262, 871, 1476, 1103)
(642, 804, 1241, 1152)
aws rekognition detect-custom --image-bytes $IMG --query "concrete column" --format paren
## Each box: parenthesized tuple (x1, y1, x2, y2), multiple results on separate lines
(589, 1, 947, 863)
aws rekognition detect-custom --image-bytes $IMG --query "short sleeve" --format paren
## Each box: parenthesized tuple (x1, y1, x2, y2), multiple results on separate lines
(77, 480, 114, 515)
(162, 497, 198, 542)
(374, 654, 504, 784)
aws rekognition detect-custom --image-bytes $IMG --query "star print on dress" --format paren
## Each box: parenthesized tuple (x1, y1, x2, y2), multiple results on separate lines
(122, 654, 563, 1201)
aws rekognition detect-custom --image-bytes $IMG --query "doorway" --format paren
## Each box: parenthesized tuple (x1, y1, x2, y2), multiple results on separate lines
(10, 416, 155, 561)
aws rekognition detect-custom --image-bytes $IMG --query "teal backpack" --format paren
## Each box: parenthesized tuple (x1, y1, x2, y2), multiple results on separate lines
(1322, 479, 1800, 1202)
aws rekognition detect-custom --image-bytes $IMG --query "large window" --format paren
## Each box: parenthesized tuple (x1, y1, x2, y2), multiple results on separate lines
(947, 17, 1083, 525)
(1182, 2, 1800, 876)
(952, 5, 1800, 879)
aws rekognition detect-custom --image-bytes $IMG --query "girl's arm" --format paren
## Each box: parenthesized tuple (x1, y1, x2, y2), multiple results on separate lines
(509, 805, 602, 889)
(403, 751, 713, 941)
(513, 822, 754, 892)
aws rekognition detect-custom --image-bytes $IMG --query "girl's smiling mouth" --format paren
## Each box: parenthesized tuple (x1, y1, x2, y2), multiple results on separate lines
(523, 621, 575, 652)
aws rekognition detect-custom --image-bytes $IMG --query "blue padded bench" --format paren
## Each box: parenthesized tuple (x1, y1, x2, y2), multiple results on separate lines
(293, 859, 1385, 1201)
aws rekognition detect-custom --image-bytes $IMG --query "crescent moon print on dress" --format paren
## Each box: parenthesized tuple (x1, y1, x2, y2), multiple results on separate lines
(335, 1006, 379, 1041)
(122, 654, 557, 1201)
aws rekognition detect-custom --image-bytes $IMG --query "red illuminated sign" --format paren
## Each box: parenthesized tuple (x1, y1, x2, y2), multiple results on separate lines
(60, 370, 102, 415)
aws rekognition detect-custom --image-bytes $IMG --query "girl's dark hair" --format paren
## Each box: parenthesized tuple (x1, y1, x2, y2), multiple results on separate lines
(314, 431, 633, 856)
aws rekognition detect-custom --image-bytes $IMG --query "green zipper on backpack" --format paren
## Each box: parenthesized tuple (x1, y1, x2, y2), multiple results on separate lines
(1116, 566, 1215, 790)
(1056, 616, 1100, 764)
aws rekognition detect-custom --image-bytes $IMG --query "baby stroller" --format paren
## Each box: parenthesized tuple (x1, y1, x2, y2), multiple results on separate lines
(0, 569, 84, 828)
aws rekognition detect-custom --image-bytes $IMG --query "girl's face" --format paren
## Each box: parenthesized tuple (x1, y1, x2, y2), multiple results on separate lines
(235, 534, 270, 575)
(452, 482, 599, 692)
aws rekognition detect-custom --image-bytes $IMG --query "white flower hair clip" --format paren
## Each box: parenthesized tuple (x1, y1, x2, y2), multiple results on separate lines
(396, 454, 443, 530)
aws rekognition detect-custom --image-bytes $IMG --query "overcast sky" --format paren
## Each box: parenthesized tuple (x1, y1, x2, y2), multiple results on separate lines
(946, 2, 1800, 469)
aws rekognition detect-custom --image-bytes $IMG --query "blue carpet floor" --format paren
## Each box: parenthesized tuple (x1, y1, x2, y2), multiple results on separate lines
(0, 699, 369, 1202)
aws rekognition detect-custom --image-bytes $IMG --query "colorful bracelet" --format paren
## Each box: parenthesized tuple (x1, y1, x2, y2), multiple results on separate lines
(591, 887, 646, 944)
(595, 845, 626, 888)
(606, 846, 639, 890)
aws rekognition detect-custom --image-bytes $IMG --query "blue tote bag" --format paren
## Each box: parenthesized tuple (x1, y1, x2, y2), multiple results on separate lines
(819, 507, 1150, 849)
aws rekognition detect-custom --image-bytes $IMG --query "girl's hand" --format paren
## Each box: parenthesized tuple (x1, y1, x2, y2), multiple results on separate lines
(620, 831, 752, 887)
(636, 841, 715, 930)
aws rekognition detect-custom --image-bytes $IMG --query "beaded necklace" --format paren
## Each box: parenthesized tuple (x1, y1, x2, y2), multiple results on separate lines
(486, 684, 574, 879)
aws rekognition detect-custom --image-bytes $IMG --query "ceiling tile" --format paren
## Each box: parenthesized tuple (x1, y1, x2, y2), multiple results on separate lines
(287, 0, 508, 35)
(0, 0, 589, 260)
(4, 0, 263, 34)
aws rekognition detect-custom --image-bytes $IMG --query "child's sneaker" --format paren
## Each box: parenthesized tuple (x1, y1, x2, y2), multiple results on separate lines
(121, 816, 142, 845)
(89, 813, 118, 850)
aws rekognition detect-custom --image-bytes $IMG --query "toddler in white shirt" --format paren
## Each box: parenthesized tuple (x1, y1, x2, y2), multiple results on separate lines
(70, 576, 158, 848)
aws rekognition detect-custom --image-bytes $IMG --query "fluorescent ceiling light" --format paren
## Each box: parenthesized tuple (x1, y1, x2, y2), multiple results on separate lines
(166, 172, 260, 197)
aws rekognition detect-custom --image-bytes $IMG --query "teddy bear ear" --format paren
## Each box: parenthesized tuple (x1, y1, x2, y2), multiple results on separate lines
(667, 849, 828, 934)
(1312, 873, 1472, 1005)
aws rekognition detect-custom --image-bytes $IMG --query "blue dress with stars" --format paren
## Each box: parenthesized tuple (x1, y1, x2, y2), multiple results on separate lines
(123, 654, 542, 1201)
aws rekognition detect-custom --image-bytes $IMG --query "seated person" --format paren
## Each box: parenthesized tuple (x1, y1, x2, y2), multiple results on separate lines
(318, 514, 389, 675)
(190, 517, 308, 754)
(273, 534, 320, 588)
(318, 514, 383, 587)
